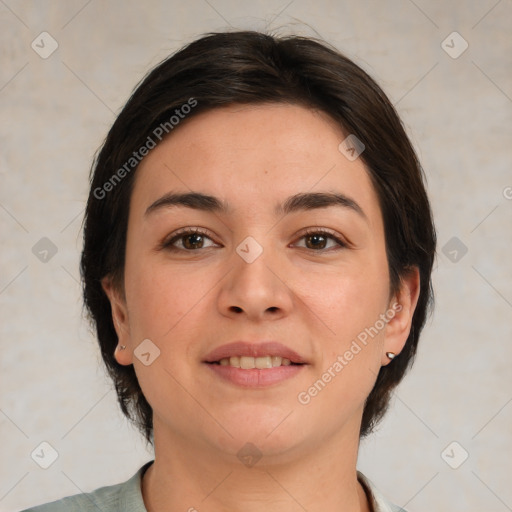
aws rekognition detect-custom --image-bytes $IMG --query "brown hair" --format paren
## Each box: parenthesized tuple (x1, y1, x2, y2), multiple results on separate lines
(80, 30, 436, 444)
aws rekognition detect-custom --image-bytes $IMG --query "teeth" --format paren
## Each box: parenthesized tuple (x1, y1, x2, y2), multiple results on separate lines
(218, 356, 294, 368)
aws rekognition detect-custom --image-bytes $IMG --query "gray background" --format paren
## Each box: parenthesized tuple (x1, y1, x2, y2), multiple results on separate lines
(1, 1, 511, 511)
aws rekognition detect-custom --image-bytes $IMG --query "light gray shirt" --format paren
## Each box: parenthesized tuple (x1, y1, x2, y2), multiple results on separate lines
(21, 462, 408, 512)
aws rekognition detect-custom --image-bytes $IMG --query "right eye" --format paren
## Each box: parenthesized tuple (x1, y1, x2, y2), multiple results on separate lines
(162, 228, 219, 252)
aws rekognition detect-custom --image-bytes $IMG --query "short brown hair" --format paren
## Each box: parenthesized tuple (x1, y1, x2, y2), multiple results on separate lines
(80, 30, 436, 444)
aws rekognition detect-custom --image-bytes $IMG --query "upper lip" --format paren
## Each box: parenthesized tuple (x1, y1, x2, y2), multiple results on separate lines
(203, 341, 308, 364)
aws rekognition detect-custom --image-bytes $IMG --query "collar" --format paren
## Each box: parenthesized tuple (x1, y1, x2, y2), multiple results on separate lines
(357, 471, 408, 512)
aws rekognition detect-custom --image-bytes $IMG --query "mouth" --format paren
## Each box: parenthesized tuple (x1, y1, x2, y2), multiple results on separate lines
(207, 355, 304, 369)
(203, 341, 307, 364)
(203, 341, 307, 388)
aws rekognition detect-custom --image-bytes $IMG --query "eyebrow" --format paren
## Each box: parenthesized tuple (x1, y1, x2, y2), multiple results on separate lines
(144, 191, 367, 221)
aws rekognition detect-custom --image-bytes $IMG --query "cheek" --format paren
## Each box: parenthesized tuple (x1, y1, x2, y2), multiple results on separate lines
(297, 269, 388, 416)
(296, 250, 390, 399)
(298, 260, 390, 341)
(124, 261, 207, 411)
(124, 255, 224, 355)
(124, 257, 189, 339)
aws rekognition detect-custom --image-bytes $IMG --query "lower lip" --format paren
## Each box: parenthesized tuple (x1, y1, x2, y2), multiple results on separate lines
(205, 363, 305, 387)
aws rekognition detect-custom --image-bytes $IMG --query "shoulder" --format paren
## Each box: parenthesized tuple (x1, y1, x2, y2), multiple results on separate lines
(357, 471, 410, 512)
(20, 462, 152, 512)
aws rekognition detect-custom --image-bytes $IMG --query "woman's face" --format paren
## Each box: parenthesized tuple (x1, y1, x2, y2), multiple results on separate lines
(104, 103, 418, 461)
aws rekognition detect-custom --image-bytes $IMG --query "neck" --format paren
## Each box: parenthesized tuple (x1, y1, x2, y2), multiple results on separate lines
(142, 418, 371, 512)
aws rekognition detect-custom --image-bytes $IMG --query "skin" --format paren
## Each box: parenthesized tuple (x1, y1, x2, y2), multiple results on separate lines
(103, 103, 420, 512)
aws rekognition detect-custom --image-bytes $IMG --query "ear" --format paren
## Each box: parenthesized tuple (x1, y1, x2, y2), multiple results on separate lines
(382, 267, 421, 366)
(101, 275, 133, 366)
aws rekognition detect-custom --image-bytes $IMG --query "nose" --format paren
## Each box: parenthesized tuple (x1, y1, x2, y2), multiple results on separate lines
(216, 244, 294, 322)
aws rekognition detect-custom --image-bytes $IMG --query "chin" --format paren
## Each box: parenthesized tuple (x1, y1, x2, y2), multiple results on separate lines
(208, 413, 310, 460)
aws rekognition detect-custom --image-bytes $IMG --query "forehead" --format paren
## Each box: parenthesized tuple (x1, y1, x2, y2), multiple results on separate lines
(132, 103, 381, 228)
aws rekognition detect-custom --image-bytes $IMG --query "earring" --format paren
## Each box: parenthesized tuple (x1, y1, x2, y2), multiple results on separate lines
(386, 351, 396, 360)
(119, 345, 126, 350)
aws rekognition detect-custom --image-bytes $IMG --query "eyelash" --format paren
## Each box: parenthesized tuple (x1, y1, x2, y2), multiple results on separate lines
(160, 227, 347, 253)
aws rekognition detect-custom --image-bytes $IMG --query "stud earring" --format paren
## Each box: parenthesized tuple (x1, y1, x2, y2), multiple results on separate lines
(386, 351, 396, 360)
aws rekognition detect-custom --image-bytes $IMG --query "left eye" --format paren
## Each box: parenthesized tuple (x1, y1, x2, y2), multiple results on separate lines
(294, 230, 346, 251)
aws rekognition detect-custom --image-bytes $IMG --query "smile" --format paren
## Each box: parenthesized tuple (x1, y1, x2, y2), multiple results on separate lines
(212, 355, 298, 368)
(205, 358, 305, 388)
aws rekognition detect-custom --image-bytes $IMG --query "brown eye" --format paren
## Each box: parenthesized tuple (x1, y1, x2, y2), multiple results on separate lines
(304, 233, 328, 250)
(182, 233, 205, 250)
(294, 229, 346, 251)
(163, 228, 218, 251)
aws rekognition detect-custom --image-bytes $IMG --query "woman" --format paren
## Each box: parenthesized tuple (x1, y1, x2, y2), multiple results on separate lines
(23, 30, 436, 512)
